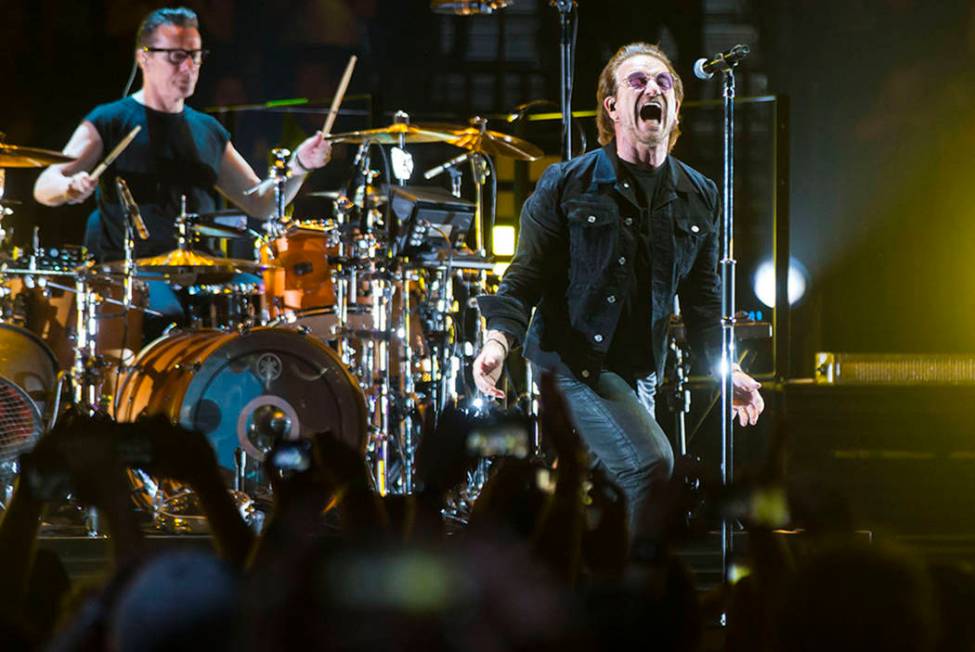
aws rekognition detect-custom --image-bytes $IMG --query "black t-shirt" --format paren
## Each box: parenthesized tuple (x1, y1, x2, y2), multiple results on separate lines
(605, 158, 666, 379)
(85, 97, 230, 261)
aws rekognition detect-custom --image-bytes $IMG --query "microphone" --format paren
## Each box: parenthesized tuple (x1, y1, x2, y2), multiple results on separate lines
(115, 177, 150, 240)
(423, 152, 473, 180)
(693, 44, 750, 80)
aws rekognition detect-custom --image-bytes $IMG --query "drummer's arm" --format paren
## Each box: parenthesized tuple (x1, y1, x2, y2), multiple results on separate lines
(33, 121, 104, 206)
(216, 132, 332, 220)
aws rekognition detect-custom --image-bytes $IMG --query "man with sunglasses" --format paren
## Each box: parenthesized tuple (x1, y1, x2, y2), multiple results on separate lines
(34, 6, 331, 263)
(474, 43, 764, 524)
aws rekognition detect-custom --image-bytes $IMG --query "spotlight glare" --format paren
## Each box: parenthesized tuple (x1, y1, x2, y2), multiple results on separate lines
(753, 257, 808, 308)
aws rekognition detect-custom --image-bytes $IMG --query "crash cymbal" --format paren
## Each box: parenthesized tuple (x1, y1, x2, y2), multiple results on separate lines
(0, 143, 75, 168)
(446, 126, 543, 160)
(431, 0, 511, 15)
(324, 122, 462, 145)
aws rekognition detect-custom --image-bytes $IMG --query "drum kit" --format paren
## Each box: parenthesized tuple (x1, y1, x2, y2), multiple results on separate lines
(0, 116, 543, 532)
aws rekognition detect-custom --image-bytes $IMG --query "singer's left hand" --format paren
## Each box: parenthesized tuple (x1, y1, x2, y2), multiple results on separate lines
(292, 131, 332, 172)
(732, 369, 764, 426)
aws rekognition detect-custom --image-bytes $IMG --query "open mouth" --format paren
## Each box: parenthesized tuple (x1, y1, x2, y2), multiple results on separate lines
(639, 103, 663, 122)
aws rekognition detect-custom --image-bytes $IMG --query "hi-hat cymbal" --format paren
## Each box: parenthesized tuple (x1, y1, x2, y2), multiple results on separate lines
(447, 126, 543, 160)
(325, 122, 462, 145)
(0, 143, 75, 168)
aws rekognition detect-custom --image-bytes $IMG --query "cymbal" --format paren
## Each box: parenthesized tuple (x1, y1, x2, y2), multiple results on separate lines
(192, 223, 259, 239)
(325, 122, 462, 145)
(446, 126, 543, 160)
(137, 249, 271, 273)
(306, 185, 387, 208)
(92, 249, 274, 285)
(0, 143, 75, 168)
(184, 209, 259, 239)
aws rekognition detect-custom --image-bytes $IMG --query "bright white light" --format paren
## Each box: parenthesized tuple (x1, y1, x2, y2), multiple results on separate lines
(390, 147, 414, 181)
(492, 225, 516, 256)
(471, 398, 484, 409)
(717, 358, 731, 378)
(753, 257, 809, 308)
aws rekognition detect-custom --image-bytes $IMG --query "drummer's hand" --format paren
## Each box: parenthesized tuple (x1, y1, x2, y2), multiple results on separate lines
(65, 171, 97, 204)
(473, 332, 508, 400)
(292, 131, 332, 173)
(732, 368, 764, 427)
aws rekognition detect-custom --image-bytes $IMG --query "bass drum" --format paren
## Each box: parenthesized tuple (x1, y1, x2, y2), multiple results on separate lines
(0, 323, 57, 467)
(115, 327, 368, 479)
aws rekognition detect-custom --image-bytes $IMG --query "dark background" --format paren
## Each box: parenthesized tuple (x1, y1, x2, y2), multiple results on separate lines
(2, 0, 974, 379)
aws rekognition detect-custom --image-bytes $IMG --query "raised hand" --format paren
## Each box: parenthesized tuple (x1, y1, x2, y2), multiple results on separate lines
(732, 369, 764, 427)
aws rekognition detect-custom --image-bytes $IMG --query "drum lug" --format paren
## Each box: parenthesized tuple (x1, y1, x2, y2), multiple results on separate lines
(174, 361, 202, 374)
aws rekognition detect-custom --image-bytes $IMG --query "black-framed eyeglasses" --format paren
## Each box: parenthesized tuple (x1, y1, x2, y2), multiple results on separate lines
(142, 47, 209, 65)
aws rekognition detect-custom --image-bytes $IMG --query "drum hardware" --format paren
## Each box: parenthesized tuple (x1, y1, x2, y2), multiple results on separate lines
(114, 327, 368, 532)
(246, 147, 294, 222)
(431, 0, 512, 15)
(307, 186, 387, 210)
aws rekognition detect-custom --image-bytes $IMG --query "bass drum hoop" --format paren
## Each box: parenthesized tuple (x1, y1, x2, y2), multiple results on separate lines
(115, 327, 369, 514)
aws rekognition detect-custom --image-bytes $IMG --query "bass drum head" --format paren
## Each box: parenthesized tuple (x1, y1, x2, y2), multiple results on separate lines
(0, 376, 44, 470)
(116, 327, 367, 477)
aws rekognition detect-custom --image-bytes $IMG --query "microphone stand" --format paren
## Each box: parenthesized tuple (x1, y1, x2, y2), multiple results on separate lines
(550, 0, 577, 161)
(718, 65, 737, 588)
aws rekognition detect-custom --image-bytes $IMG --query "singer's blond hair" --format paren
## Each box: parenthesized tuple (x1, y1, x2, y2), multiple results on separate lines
(596, 42, 684, 150)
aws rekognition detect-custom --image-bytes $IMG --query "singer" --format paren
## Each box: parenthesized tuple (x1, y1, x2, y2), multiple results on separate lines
(473, 42, 764, 523)
(33, 6, 332, 262)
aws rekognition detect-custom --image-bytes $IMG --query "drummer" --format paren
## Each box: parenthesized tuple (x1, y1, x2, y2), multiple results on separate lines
(33, 7, 331, 320)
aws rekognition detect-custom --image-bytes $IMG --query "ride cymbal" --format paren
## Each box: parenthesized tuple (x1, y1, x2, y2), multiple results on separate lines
(324, 122, 462, 145)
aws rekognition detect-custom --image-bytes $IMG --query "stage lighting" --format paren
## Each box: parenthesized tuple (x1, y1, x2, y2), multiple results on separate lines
(753, 257, 808, 307)
(492, 225, 516, 256)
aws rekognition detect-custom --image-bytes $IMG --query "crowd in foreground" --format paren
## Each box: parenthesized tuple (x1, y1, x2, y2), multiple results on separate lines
(0, 374, 971, 651)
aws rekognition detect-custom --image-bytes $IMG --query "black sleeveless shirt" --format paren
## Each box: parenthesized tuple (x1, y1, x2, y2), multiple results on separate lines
(84, 97, 230, 261)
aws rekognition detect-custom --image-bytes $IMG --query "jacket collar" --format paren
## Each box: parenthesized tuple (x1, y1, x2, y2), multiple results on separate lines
(590, 140, 697, 209)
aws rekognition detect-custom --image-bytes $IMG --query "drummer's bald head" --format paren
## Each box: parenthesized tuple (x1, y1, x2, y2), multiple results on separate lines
(135, 7, 199, 48)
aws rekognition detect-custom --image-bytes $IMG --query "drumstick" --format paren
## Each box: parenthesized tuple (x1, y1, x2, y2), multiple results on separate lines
(90, 125, 141, 180)
(321, 55, 357, 135)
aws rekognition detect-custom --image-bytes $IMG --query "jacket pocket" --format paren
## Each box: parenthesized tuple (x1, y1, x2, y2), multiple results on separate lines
(674, 211, 713, 278)
(565, 202, 619, 283)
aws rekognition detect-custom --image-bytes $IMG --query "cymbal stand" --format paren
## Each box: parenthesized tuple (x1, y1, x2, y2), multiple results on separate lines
(270, 147, 291, 222)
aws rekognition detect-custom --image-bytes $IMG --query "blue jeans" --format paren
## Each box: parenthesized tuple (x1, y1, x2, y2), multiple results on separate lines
(550, 369, 675, 525)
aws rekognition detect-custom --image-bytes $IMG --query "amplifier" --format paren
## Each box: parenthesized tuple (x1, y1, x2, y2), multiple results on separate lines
(814, 353, 975, 385)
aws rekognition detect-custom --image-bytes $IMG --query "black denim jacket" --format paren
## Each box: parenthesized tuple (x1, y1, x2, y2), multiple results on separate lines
(478, 142, 721, 385)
